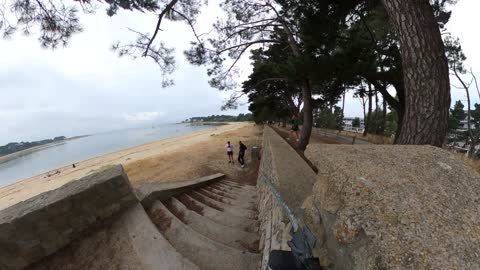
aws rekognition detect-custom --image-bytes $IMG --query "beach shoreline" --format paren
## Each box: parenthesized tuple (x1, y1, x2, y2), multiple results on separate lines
(0, 122, 258, 211)
(0, 135, 92, 165)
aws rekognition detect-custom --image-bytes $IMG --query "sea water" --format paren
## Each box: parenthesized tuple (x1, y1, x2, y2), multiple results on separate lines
(0, 123, 214, 187)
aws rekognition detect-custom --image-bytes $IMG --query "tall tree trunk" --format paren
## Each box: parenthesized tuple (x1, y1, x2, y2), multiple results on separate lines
(342, 88, 346, 116)
(297, 80, 313, 152)
(381, 0, 450, 146)
(364, 84, 373, 136)
(382, 96, 387, 135)
(374, 91, 379, 134)
(280, 19, 313, 152)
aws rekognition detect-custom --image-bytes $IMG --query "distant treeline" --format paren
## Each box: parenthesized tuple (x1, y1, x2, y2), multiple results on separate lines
(184, 113, 252, 123)
(0, 136, 66, 157)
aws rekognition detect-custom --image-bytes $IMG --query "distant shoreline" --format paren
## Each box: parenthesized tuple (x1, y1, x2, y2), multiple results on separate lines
(0, 135, 91, 165)
(187, 122, 229, 126)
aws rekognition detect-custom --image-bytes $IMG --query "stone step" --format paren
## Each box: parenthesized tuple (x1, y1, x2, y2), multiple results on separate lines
(120, 204, 200, 270)
(164, 197, 259, 252)
(188, 191, 258, 220)
(196, 187, 257, 210)
(213, 182, 258, 199)
(202, 184, 239, 199)
(149, 201, 260, 270)
(223, 180, 257, 190)
(217, 181, 258, 194)
(27, 204, 199, 270)
(175, 194, 258, 233)
(206, 184, 258, 202)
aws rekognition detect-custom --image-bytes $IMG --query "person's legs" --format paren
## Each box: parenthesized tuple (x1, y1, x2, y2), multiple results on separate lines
(238, 153, 245, 167)
(238, 153, 244, 165)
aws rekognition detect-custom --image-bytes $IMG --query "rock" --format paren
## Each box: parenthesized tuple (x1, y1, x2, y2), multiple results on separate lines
(305, 144, 480, 269)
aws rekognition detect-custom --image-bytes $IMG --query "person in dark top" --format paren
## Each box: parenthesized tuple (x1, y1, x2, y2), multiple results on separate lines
(290, 118, 300, 141)
(238, 141, 247, 168)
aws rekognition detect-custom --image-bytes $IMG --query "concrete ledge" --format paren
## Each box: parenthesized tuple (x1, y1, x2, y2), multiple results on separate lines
(305, 144, 480, 269)
(0, 165, 138, 269)
(28, 203, 199, 270)
(136, 173, 225, 208)
(257, 127, 317, 270)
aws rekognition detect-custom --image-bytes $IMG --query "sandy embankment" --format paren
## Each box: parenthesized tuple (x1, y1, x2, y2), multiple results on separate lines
(0, 122, 263, 211)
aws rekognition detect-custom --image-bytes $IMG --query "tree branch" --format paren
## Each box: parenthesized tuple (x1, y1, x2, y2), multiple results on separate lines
(216, 39, 281, 54)
(143, 0, 179, 57)
(171, 8, 204, 49)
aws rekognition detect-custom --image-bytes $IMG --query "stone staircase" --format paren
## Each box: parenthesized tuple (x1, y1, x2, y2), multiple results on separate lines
(146, 179, 261, 270)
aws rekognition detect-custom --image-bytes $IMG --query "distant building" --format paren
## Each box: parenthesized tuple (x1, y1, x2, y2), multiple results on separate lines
(343, 117, 365, 133)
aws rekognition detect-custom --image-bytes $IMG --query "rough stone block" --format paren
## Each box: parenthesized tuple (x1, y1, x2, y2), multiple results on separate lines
(0, 165, 138, 269)
(305, 144, 480, 269)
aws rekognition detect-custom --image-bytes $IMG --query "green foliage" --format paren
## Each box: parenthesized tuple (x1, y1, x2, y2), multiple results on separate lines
(185, 114, 252, 123)
(0, 136, 66, 157)
(352, 117, 361, 128)
(449, 100, 466, 131)
(445, 36, 467, 73)
(368, 108, 386, 135)
(384, 111, 398, 137)
(249, 95, 291, 124)
(0, 0, 160, 48)
(314, 105, 344, 130)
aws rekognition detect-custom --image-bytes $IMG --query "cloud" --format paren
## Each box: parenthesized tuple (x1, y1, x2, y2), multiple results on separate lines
(0, 2, 250, 145)
(123, 112, 164, 122)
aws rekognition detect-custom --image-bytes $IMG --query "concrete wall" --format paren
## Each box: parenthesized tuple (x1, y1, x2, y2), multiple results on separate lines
(257, 127, 317, 270)
(0, 165, 139, 270)
(258, 127, 480, 269)
(305, 144, 480, 269)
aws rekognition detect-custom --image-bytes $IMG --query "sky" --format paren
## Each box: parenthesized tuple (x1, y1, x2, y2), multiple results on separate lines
(0, 0, 479, 144)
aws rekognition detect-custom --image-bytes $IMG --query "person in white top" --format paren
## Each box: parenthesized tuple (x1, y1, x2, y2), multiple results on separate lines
(225, 141, 234, 163)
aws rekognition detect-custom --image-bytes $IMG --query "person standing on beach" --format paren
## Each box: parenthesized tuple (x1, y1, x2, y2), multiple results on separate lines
(225, 141, 234, 163)
(238, 141, 247, 168)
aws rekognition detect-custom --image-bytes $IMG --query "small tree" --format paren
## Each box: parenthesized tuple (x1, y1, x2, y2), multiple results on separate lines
(352, 117, 361, 128)
(449, 100, 466, 131)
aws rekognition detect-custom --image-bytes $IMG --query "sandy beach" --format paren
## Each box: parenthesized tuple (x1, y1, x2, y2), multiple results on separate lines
(0, 122, 263, 211)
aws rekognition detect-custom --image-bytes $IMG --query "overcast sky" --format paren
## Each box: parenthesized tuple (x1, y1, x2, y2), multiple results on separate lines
(0, 0, 479, 144)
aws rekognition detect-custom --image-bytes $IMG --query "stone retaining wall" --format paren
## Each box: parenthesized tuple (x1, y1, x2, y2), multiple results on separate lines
(257, 127, 317, 270)
(0, 165, 138, 269)
(258, 127, 480, 269)
(305, 144, 480, 269)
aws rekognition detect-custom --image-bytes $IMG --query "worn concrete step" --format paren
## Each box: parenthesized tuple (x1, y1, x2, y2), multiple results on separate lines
(213, 182, 258, 199)
(196, 187, 257, 210)
(217, 181, 257, 193)
(188, 191, 258, 220)
(223, 180, 257, 190)
(164, 197, 259, 252)
(202, 184, 239, 199)
(150, 201, 260, 270)
(121, 204, 200, 270)
(28, 204, 199, 270)
(206, 184, 258, 202)
(175, 194, 258, 233)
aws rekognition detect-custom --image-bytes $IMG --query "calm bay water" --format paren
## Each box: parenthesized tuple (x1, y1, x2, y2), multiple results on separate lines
(0, 123, 213, 187)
